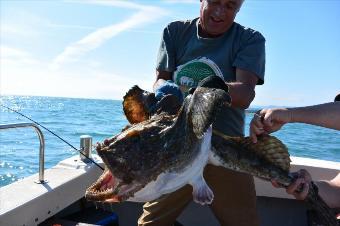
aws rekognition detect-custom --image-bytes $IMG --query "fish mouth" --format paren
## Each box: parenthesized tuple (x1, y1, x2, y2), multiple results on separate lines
(85, 170, 120, 202)
(85, 170, 143, 203)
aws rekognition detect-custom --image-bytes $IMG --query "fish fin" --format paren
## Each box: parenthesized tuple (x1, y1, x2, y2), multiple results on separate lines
(188, 87, 231, 139)
(123, 86, 157, 124)
(104, 165, 109, 171)
(121, 124, 131, 132)
(154, 94, 182, 115)
(190, 174, 214, 205)
(214, 130, 290, 172)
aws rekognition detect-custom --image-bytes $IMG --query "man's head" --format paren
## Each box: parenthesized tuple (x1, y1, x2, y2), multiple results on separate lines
(199, 0, 244, 38)
(334, 93, 340, 102)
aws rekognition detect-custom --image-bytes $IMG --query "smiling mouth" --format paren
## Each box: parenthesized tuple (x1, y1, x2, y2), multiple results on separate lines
(210, 16, 223, 23)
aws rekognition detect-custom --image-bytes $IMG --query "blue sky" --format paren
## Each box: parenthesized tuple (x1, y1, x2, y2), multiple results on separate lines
(1, 0, 339, 107)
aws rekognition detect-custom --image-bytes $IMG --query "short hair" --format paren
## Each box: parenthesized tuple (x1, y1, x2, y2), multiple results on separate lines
(237, 0, 245, 11)
(334, 93, 340, 102)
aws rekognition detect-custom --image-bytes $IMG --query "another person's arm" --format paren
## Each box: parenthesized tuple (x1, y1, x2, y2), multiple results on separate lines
(317, 173, 340, 208)
(273, 170, 340, 208)
(250, 102, 340, 143)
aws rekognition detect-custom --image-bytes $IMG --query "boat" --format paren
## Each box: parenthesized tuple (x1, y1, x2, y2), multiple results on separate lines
(0, 122, 339, 226)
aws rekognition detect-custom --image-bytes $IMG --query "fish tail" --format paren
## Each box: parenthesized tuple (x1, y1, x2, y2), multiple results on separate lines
(305, 182, 338, 226)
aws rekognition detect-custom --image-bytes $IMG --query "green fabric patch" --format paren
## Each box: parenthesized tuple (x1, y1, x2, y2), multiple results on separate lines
(173, 58, 224, 96)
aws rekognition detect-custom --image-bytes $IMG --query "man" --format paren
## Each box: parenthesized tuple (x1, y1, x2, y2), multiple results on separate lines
(138, 0, 265, 225)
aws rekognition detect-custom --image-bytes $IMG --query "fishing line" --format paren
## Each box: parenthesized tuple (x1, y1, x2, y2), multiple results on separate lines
(1, 104, 104, 171)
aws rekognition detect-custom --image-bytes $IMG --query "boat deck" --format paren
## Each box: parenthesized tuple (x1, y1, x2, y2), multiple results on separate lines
(40, 196, 308, 226)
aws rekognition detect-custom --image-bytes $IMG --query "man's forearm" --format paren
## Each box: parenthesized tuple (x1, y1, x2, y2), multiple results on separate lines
(227, 82, 255, 109)
(153, 79, 167, 92)
(154, 70, 172, 91)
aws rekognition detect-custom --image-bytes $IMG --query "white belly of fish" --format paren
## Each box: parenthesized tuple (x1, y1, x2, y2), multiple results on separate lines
(128, 126, 214, 205)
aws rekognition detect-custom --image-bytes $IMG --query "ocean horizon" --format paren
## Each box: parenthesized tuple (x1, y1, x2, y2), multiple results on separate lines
(1, 95, 339, 187)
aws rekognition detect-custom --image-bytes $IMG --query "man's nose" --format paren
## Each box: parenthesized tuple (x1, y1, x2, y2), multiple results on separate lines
(213, 6, 227, 17)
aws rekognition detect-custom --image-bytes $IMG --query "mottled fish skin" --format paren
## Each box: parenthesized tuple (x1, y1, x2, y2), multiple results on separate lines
(210, 130, 338, 226)
(86, 87, 231, 203)
(210, 131, 291, 183)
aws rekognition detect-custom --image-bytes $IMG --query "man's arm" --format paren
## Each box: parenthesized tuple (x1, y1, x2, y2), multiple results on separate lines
(154, 68, 259, 109)
(227, 68, 258, 109)
(153, 70, 172, 91)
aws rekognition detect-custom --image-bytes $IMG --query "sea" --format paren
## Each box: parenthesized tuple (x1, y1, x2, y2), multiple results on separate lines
(0, 95, 339, 187)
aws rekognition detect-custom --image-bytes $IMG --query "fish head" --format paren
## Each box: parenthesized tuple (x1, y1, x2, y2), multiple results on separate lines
(86, 131, 147, 203)
(86, 121, 170, 203)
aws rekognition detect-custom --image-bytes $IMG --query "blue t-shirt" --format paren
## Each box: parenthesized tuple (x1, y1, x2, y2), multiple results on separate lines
(156, 18, 266, 136)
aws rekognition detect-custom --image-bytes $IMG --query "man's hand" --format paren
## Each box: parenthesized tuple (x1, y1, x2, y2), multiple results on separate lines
(154, 94, 181, 115)
(154, 80, 183, 103)
(250, 108, 292, 143)
(189, 76, 231, 103)
(197, 75, 229, 93)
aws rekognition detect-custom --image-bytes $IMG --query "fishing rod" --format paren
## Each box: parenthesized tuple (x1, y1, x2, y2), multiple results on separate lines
(1, 104, 104, 171)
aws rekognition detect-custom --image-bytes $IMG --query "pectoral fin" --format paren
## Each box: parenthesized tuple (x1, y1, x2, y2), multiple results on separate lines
(190, 174, 214, 205)
(188, 87, 231, 139)
(123, 86, 158, 124)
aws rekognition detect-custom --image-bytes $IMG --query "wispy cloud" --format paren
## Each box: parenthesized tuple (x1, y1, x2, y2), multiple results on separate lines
(51, 0, 168, 69)
(0, 46, 40, 65)
(1, 9, 98, 39)
(76, 0, 161, 11)
(1, 10, 48, 37)
(1, 57, 153, 99)
(47, 23, 97, 30)
(162, 0, 198, 4)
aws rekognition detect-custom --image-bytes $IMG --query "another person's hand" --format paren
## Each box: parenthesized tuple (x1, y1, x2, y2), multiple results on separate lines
(249, 108, 292, 143)
(155, 80, 183, 103)
(271, 169, 312, 201)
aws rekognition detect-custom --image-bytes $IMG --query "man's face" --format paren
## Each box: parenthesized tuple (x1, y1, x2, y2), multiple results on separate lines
(199, 0, 241, 37)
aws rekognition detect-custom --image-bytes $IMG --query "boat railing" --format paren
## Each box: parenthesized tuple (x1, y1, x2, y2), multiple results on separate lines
(0, 123, 47, 184)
